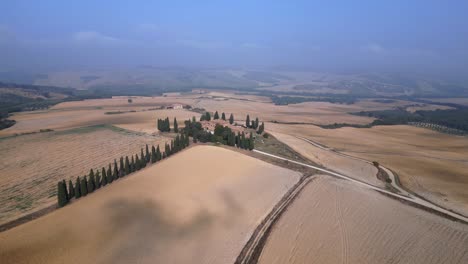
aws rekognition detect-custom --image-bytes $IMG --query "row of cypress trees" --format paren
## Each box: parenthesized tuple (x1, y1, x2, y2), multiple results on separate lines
(201, 111, 235, 125)
(57, 132, 190, 207)
(157, 117, 179, 133)
(245, 114, 265, 134)
(236, 131, 255, 150)
(157, 117, 171, 132)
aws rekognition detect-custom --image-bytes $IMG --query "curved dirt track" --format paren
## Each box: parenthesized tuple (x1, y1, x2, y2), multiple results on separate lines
(258, 176, 468, 264)
(235, 176, 315, 264)
(298, 136, 410, 196)
(253, 149, 468, 223)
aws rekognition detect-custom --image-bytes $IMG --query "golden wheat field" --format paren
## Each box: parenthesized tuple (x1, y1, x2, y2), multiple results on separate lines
(0, 146, 301, 264)
(0, 126, 172, 225)
(259, 175, 468, 264)
(266, 122, 468, 217)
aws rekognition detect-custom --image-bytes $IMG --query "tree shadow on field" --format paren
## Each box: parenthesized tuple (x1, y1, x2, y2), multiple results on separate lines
(104, 191, 244, 263)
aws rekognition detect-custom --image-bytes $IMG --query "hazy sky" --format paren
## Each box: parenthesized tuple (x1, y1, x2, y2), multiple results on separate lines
(1, 1, 467, 74)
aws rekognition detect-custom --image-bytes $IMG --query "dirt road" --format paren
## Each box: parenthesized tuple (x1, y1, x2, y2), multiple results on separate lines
(253, 149, 468, 223)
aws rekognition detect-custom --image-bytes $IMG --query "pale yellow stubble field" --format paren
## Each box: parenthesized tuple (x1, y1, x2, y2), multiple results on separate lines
(0, 146, 301, 264)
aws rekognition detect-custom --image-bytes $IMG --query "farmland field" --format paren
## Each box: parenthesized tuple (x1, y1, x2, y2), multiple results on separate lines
(266, 122, 468, 217)
(0, 125, 172, 225)
(0, 145, 301, 264)
(0, 106, 195, 137)
(259, 175, 468, 264)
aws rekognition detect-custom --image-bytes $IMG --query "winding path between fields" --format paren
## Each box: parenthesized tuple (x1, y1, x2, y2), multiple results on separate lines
(253, 148, 468, 223)
(296, 136, 410, 196)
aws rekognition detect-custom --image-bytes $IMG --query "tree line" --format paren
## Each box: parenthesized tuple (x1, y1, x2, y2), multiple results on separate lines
(182, 114, 258, 150)
(200, 111, 235, 125)
(200, 111, 265, 135)
(57, 132, 190, 207)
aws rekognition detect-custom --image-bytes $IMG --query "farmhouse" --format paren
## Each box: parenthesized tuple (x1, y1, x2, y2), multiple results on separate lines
(167, 103, 183, 109)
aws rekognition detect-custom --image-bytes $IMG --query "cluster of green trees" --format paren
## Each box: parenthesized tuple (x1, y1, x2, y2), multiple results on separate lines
(157, 117, 171, 132)
(157, 117, 180, 133)
(213, 124, 254, 150)
(200, 111, 235, 125)
(180, 116, 255, 150)
(244, 114, 265, 134)
(57, 134, 190, 207)
(199, 111, 264, 134)
(353, 108, 468, 132)
(200, 112, 211, 121)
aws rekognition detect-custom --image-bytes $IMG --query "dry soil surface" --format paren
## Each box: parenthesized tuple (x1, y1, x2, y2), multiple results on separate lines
(0, 145, 301, 264)
(0, 126, 170, 225)
(266, 122, 468, 217)
(258, 175, 468, 264)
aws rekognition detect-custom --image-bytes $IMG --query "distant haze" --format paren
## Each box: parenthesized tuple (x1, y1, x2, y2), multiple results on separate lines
(1, 1, 468, 77)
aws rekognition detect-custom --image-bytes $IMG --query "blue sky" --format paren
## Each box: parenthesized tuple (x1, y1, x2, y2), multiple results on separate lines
(1, 0, 467, 74)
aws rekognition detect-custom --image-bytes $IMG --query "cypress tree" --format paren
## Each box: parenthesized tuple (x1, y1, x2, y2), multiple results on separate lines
(62, 179, 69, 200)
(174, 118, 179, 133)
(156, 145, 162, 161)
(130, 156, 135, 172)
(165, 143, 170, 157)
(255, 117, 259, 129)
(135, 154, 141, 171)
(151, 145, 156, 163)
(166, 117, 171, 132)
(140, 148, 146, 167)
(145, 144, 150, 162)
(241, 132, 246, 149)
(107, 164, 113, 183)
(119, 157, 124, 178)
(68, 180, 75, 199)
(180, 134, 186, 148)
(88, 171, 95, 193)
(229, 113, 234, 124)
(114, 159, 119, 180)
(57, 181, 68, 207)
(75, 177, 81, 199)
(230, 132, 236, 146)
(185, 133, 190, 146)
(257, 122, 264, 134)
(125, 156, 130, 175)
(246, 115, 250, 128)
(171, 140, 175, 155)
(175, 135, 180, 152)
(192, 116, 196, 123)
(249, 132, 254, 150)
(81, 176, 88, 196)
(222, 112, 226, 120)
(95, 170, 101, 189)
(214, 111, 219, 119)
(205, 112, 211, 121)
(102, 167, 107, 186)
(88, 169, 96, 192)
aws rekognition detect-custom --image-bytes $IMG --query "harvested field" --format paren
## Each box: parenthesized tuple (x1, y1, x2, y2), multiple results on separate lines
(405, 104, 453, 112)
(266, 122, 468, 217)
(267, 130, 382, 188)
(0, 108, 195, 137)
(0, 146, 301, 264)
(258, 175, 468, 264)
(0, 125, 171, 225)
(423, 97, 468, 106)
(4, 91, 438, 138)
